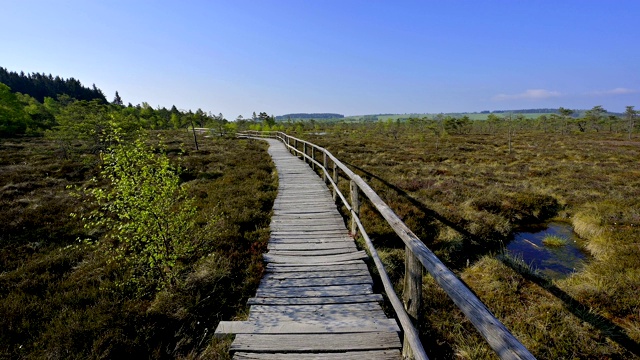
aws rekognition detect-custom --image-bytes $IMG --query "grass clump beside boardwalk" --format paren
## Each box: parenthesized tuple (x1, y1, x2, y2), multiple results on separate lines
(0, 131, 277, 359)
(297, 124, 639, 359)
(542, 235, 567, 247)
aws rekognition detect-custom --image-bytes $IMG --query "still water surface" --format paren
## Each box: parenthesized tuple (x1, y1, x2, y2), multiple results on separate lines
(506, 222, 591, 279)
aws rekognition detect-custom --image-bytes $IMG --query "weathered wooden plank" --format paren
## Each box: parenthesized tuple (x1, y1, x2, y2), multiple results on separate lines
(271, 226, 346, 231)
(266, 249, 357, 257)
(271, 220, 345, 226)
(263, 269, 369, 279)
(268, 240, 354, 246)
(273, 201, 336, 206)
(271, 226, 347, 233)
(263, 251, 368, 264)
(248, 309, 387, 321)
(270, 232, 349, 237)
(266, 262, 367, 272)
(271, 216, 344, 222)
(271, 221, 346, 228)
(249, 302, 382, 313)
(269, 235, 352, 242)
(215, 318, 399, 336)
(272, 211, 341, 217)
(230, 332, 401, 352)
(268, 242, 356, 250)
(260, 275, 372, 288)
(272, 208, 339, 214)
(232, 350, 402, 360)
(273, 200, 334, 205)
(275, 189, 331, 194)
(272, 209, 339, 214)
(256, 284, 372, 298)
(247, 294, 384, 305)
(273, 206, 336, 212)
(271, 218, 344, 224)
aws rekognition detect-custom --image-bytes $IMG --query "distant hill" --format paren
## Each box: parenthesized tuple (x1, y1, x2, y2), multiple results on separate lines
(488, 108, 561, 114)
(0, 67, 107, 103)
(276, 113, 344, 121)
(341, 108, 623, 122)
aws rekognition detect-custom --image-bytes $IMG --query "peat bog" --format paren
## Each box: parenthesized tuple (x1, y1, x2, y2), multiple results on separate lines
(300, 124, 640, 359)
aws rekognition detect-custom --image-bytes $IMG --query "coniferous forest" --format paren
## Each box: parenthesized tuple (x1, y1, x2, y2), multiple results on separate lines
(0, 67, 107, 103)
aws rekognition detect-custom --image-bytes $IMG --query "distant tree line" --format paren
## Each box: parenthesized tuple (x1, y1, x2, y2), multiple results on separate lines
(0, 67, 107, 103)
(391, 105, 638, 141)
(275, 113, 344, 121)
(489, 108, 564, 115)
(0, 78, 230, 138)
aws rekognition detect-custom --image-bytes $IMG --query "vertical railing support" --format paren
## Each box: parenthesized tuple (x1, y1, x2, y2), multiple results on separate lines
(350, 180, 359, 236)
(403, 248, 423, 359)
(311, 146, 316, 170)
(303, 142, 307, 163)
(294, 139, 298, 157)
(323, 152, 329, 184)
(332, 162, 338, 201)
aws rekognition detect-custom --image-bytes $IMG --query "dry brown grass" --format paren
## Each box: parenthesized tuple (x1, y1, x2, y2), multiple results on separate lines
(0, 132, 277, 359)
(299, 125, 640, 358)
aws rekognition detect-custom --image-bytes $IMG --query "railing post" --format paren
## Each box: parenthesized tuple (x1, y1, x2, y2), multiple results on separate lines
(311, 146, 316, 170)
(293, 139, 298, 156)
(323, 152, 329, 184)
(332, 162, 338, 201)
(403, 248, 423, 360)
(303, 142, 307, 163)
(350, 180, 359, 236)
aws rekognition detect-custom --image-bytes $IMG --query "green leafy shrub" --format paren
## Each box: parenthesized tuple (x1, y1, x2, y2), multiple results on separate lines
(81, 131, 197, 293)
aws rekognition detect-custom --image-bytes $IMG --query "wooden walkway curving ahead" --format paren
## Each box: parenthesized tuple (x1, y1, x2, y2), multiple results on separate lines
(215, 139, 402, 359)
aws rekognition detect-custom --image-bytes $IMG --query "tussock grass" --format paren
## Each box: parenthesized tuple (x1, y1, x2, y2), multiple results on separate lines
(542, 235, 567, 247)
(303, 127, 640, 358)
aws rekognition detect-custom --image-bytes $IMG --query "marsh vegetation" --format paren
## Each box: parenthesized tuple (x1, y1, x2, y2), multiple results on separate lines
(0, 132, 276, 358)
(292, 121, 640, 359)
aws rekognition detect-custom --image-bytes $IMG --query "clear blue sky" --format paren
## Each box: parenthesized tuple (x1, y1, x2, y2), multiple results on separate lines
(2, 1, 639, 118)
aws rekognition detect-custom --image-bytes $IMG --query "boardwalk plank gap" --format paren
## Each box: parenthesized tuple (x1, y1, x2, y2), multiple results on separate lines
(214, 139, 401, 359)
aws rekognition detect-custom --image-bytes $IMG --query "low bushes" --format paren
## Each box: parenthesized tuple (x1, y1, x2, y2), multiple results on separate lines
(0, 132, 276, 358)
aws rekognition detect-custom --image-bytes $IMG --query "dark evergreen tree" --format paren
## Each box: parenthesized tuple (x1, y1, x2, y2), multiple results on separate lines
(0, 67, 107, 103)
(112, 91, 123, 105)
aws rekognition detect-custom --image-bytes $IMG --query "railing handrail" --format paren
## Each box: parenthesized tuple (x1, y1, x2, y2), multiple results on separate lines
(238, 130, 535, 360)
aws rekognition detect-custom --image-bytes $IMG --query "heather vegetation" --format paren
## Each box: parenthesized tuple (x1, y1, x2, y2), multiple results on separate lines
(282, 115, 640, 359)
(0, 129, 277, 358)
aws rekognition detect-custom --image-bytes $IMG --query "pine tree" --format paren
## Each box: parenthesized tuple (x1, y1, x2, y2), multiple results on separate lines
(112, 91, 123, 106)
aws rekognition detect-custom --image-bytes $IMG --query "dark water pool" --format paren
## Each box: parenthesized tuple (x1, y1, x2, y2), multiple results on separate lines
(506, 222, 591, 279)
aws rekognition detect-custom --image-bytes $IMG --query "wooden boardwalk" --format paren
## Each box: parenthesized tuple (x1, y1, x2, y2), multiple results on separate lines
(215, 139, 402, 359)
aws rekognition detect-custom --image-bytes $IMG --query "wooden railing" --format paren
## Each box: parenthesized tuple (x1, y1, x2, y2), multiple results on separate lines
(239, 130, 536, 360)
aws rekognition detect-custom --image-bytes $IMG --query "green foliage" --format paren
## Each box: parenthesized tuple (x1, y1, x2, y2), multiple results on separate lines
(16, 92, 56, 132)
(443, 115, 472, 135)
(83, 131, 197, 293)
(0, 82, 30, 136)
